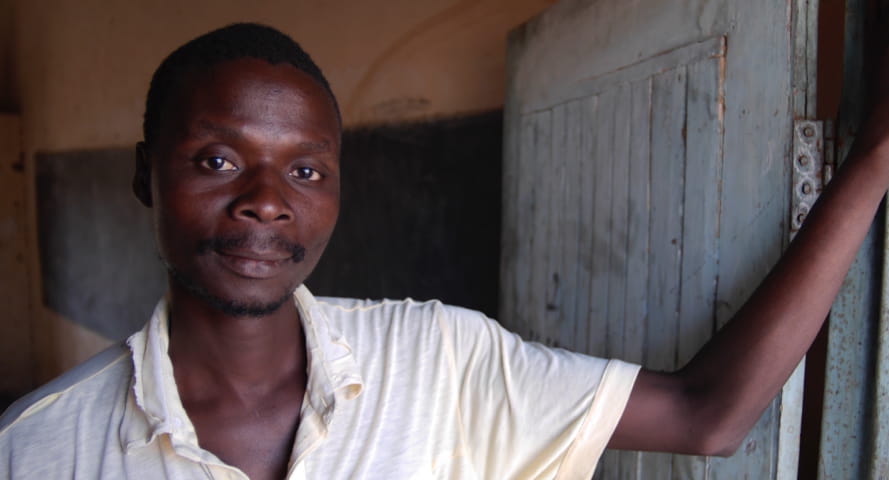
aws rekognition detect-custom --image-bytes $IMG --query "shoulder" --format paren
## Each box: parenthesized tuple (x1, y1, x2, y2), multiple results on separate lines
(315, 295, 450, 317)
(316, 295, 486, 320)
(313, 296, 502, 368)
(0, 342, 131, 436)
(315, 295, 492, 337)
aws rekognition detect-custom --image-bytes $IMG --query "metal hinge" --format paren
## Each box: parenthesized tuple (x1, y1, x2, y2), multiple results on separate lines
(791, 119, 835, 238)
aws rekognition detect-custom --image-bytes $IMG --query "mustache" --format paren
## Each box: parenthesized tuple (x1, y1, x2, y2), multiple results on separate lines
(197, 234, 306, 263)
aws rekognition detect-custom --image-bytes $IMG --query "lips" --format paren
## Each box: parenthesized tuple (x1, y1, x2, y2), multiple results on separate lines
(214, 249, 293, 279)
(197, 233, 306, 279)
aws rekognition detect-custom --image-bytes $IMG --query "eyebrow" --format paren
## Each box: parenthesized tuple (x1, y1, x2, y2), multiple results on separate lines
(193, 120, 242, 142)
(192, 120, 333, 152)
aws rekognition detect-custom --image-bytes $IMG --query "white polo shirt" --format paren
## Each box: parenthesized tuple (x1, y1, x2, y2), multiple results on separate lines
(0, 286, 639, 479)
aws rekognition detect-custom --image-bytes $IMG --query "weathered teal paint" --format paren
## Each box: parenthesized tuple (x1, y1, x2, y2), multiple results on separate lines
(501, 0, 815, 477)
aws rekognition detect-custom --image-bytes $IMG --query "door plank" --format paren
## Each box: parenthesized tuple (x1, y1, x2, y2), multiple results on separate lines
(606, 83, 632, 360)
(574, 96, 599, 353)
(556, 100, 584, 349)
(587, 88, 616, 357)
(671, 52, 726, 480)
(529, 110, 553, 342)
(601, 81, 633, 479)
(638, 66, 688, 480)
(614, 77, 653, 480)
(512, 113, 539, 337)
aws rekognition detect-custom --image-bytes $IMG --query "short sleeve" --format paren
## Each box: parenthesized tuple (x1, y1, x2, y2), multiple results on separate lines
(437, 306, 640, 479)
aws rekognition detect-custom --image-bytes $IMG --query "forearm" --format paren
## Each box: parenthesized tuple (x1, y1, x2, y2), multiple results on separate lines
(678, 128, 889, 452)
(611, 55, 889, 455)
(611, 116, 889, 455)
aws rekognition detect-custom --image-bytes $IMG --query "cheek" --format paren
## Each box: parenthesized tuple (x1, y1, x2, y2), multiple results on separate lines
(152, 186, 220, 255)
(157, 189, 204, 227)
(300, 192, 340, 249)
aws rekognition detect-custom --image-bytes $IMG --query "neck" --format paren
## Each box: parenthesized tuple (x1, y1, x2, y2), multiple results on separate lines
(167, 287, 307, 404)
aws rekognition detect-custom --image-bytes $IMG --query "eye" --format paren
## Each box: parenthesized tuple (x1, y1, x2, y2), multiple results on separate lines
(200, 156, 237, 171)
(291, 166, 322, 181)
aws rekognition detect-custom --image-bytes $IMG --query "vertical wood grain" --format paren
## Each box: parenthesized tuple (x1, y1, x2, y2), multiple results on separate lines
(588, 88, 616, 357)
(500, 41, 521, 333)
(503, 0, 798, 477)
(616, 77, 653, 480)
(513, 113, 538, 338)
(599, 83, 633, 477)
(575, 96, 598, 353)
(528, 110, 553, 343)
(638, 66, 688, 480)
(543, 104, 567, 347)
(671, 55, 725, 480)
(557, 100, 584, 349)
(607, 83, 632, 360)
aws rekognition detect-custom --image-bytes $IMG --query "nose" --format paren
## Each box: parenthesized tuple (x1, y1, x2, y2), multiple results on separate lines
(230, 168, 294, 223)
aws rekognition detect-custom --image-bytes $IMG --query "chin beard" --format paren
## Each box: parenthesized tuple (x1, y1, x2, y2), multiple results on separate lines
(165, 263, 295, 318)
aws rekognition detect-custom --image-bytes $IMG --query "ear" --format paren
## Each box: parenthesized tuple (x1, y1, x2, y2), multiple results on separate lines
(133, 142, 153, 207)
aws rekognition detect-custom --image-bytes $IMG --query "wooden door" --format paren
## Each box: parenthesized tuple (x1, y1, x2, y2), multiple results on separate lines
(500, 0, 817, 477)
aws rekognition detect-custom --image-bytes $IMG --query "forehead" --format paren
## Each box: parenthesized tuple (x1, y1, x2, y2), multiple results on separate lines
(159, 58, 341, 146)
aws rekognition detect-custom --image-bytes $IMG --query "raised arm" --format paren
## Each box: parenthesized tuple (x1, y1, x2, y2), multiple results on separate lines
(608, 57, 889, 456)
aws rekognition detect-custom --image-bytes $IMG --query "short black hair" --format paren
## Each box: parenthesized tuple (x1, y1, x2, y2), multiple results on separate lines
(142, 22, 339, 147)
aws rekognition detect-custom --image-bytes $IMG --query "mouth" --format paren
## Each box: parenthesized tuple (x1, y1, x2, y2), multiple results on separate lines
(214, 249, 293, 279)
(198, 234, 306, 279)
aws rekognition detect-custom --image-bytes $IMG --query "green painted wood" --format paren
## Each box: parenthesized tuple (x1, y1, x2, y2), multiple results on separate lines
(606, 83, 632, 362)
(501, 0, 808, 477)
(574, 96, 598, 353)
(601, 85, 632, 476)
(557, 100, 584, 349)
(615, 78, 653, 480)
(547, 102, 569, 348)
(672, 49, 725, 480)
(588, 88, 616, 358)
(531, 110, 554, 344)
(639, 66, 688, 480)
(499, 37, 521, 341)
(512, 113, 538, 338)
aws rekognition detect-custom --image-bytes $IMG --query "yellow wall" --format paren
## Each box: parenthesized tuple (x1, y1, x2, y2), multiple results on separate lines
(15, 0, 554, 152)
(2, 0, 554, 387)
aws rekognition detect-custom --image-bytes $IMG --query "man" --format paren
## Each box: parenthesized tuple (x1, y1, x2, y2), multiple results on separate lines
(1, 22, 888, 479)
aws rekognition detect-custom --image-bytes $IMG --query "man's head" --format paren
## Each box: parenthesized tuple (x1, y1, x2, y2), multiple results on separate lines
(142, 23, 340, 149)
(134, 24, 342, 318)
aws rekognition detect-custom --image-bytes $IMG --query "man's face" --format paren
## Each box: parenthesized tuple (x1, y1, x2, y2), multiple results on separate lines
(143, 58, 341, 316)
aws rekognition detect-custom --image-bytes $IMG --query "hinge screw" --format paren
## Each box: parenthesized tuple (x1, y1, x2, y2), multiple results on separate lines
(798, 154, 810, 167)
(803, 125, 816, 138)
(801, 182, 813, 195)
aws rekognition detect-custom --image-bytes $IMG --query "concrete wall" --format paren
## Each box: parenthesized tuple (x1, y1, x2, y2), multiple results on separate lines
(0, 0, 554, 392)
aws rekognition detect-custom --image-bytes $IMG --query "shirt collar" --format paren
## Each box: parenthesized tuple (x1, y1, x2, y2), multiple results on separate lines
(290, 285, 364, 465)
(119, 285, 364, 457)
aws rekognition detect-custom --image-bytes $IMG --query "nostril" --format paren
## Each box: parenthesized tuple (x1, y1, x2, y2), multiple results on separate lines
(230, 176, 295, 223)
(236, 208, 263, 221)
(232, 200, 293, 223)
